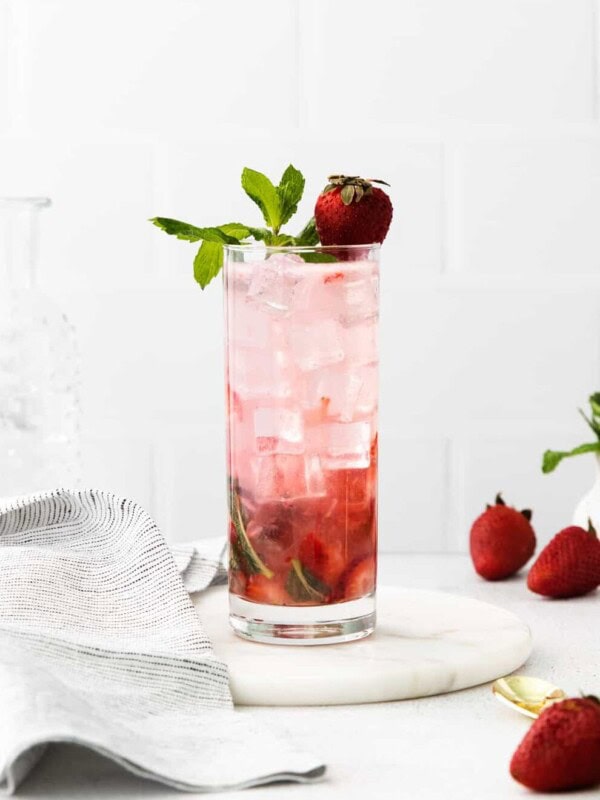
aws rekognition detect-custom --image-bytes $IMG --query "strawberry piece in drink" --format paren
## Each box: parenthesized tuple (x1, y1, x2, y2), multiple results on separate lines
(338, 556, 376, 602)
(299, 532, 346, 586)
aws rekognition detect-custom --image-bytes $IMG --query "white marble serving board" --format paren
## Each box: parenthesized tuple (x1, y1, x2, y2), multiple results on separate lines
(193, 585, 532, 706)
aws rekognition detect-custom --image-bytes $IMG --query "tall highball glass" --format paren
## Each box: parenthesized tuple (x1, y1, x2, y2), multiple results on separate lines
(224, 244, 379, 644)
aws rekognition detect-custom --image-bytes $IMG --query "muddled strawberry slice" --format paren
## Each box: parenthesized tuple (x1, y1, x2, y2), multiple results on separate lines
(229, 569, 247, 596)
(326, 468, 372, 507)
(337, 556, 376, 602)
(245, 574, 289, 605)
(299, 532, 346, 586)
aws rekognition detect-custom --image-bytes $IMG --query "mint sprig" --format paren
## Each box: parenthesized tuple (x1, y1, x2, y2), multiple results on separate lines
(285, 558, 330, 603)
(150, 164, 322, 289)
(228, 480, 273, 579)
(542, 393, 600, 473)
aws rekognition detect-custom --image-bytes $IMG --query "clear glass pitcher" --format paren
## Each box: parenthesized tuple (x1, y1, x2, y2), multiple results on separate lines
(0, 198, 80, 497)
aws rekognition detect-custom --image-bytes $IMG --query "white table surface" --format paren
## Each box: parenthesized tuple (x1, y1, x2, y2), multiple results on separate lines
(17, 554, 600, 800)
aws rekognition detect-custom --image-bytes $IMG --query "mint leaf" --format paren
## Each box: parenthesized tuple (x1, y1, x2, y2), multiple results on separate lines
(241, 167, 282, 232)
(218, 223, 274, 243)
(285, 559, 330, 603)
(193, 241, 224, 289)
(295, 217, 319, 246)
(578, 408, 600, 439)
(590, 393, 600, 420)
(246, 226, 271, 242)
(228, 481, 273, 578)
(277, 164, 305, 226)
(542, 442, 600, 474)
(151, 217, 238, 244)
(268, 234, 296, 247)
(218, 222, 251, 239)
(300, 252, 337, 263)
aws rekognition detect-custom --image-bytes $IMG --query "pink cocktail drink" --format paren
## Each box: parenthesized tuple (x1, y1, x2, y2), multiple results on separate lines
(224, 245, 379, 644)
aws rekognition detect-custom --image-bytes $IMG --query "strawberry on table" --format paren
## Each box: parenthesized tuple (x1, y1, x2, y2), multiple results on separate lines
(510, 696, 600, 792)
(469, 493, 536, 580)
(527, 522, 600, 598)
(315, 175, 393, 246)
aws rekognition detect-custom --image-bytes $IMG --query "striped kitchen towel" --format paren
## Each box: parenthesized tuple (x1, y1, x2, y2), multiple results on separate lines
(0, 489, 325, 794)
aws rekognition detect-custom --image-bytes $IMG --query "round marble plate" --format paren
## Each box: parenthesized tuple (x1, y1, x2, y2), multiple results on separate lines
(193, 585, 532, 706)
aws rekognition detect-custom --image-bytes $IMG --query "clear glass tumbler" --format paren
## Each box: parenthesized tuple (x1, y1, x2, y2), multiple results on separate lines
(224, 244, 379, 644)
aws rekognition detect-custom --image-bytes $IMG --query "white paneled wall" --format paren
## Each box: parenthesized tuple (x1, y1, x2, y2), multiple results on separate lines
(1, 0, 599, 550)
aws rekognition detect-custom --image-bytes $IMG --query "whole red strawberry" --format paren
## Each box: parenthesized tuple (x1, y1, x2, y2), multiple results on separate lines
(314, 175, 393, 246)
(510, 696, 600, 792)
(469, 493, 536, 580)
(527, 522, 600, 598)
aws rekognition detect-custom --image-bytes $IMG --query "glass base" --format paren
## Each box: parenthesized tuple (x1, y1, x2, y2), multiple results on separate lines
(229, 592, 376, 645)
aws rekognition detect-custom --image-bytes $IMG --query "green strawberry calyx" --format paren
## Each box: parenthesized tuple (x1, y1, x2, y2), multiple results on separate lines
(322, 175, 391, 206)
(485, 492, 532, 521)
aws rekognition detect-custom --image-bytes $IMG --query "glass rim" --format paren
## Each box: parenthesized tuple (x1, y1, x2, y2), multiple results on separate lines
(223, 242, 381, 254)
(0, 197, 51, 209)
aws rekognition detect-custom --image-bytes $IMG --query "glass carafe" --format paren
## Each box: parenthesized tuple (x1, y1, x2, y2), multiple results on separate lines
(0, 198, 80, 497)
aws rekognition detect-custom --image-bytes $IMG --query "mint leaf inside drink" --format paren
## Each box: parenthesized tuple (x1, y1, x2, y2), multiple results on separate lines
(228, 481, 273, 578)
(285, 559, 330, 603)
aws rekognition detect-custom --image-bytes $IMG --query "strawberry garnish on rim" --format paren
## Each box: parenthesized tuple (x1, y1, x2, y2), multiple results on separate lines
(314, 175, 393, 247)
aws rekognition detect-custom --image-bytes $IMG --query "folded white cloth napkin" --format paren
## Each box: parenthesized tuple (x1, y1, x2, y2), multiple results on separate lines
(0, 489, 325, 794)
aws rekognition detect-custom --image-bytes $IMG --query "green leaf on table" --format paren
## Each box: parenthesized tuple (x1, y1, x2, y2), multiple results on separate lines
(295, 217, 320, 246)
(241, 167, 282, 232)
(542, 442, 600, 474)
(277, 164, 305, 226)
(228, 481, 273, 578)
(150, 217, 238, 244)
(285, 559, 330, 603)
(193, 241, 224, 289)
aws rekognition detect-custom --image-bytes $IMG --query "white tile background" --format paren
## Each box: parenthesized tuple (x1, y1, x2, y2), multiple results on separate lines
(1, 0, 600, 551)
